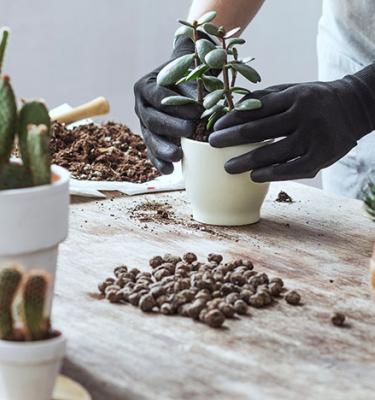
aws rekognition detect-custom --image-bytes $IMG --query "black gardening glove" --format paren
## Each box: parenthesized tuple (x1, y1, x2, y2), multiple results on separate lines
(134, 36, 205, 175)
(210, 64, 375, 182)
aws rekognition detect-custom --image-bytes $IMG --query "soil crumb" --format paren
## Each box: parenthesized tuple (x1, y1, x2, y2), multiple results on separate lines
(275, 191, 293, 203)
(50, 121, 160, 183)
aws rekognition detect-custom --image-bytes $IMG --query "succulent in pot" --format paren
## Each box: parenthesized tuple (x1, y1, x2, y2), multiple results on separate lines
(0, 264, 66, 400)
(0, 27, 69, 300)
(157, 12, 270, 226)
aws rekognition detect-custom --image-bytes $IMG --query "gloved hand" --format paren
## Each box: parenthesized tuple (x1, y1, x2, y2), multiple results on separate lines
(134, 36, 204, 175)
(209, 65, 375, 182)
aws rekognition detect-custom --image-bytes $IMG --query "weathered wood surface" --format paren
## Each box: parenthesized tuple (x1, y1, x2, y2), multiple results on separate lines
(55, 182, 375, 400)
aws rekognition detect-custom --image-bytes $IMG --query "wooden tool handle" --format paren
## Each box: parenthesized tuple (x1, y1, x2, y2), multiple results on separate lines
(51, 97, 110, 124)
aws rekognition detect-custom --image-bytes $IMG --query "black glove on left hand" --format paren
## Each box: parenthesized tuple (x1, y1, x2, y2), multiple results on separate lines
(209, 64, 375, 182)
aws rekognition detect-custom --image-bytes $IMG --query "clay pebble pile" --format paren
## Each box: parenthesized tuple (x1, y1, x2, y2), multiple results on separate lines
(50, 121, 160, 183)
(98, 253, 302, 329)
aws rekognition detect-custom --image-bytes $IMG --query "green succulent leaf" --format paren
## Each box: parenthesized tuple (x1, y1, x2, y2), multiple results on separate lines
(203, 89, 225, 109)
(178, 19, 194, 28)
(0, 27, 9, 75)
(161, 96, 197, 106)
(207, 108, 227, 131)
(235, 98, 262, 111)
(184, 64, 210, 82)
(203, 23, 220, 37)
(231, 62, 261, 83)
(174, 25, 194, 43)
(205, 48, 227, 69)
(364, 182, 375, 220)
(196, 39, 216, 63)
(224, 27, 241, 39)
(202, 75, 224, 92)
(201, 104, 224, 119)
(157, 54, 196, 86)
(231, 87, 251, 95)
(197, 11, 217, 25)
(227, 38, 246, 49)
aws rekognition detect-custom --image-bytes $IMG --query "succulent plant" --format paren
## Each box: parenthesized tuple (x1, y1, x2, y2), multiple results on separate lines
(0, 27, 51, 190)
(364, 181, 375, 221)
(157, 11, 262, 135)
(0, 264, 52, 341)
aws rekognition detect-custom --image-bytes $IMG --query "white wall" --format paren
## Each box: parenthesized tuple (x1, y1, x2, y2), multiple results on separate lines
(1, 0, 323, 186)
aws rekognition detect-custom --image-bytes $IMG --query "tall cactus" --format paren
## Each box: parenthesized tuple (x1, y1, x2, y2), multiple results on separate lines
(0, 264, 22, 340)
(22, 270, 50, 341)
(0, 27, 52, 190)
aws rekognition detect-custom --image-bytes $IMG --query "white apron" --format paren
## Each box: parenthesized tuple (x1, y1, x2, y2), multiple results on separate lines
(317, 0, 375, 199)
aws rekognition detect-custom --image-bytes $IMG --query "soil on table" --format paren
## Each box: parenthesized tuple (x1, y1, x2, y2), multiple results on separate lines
(50, 121, 160, 183)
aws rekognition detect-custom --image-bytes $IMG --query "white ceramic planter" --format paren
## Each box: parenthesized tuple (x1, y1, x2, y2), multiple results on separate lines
(181, 138, 270, 226)
(0, 334, 66, 400)
(0, 165, 70, 311)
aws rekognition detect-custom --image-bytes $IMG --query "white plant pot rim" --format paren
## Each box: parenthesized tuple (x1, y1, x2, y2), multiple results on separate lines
(182, 137, 272, 148)
(0, 165, 69, 197)
(0, 333, 65, 364)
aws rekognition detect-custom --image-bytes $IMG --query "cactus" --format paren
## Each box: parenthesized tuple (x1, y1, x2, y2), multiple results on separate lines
(0, 265, 52, 341)
(22, 270, 50, 341)
(0, 264, 22, 340)
(0, 27, 52, 190)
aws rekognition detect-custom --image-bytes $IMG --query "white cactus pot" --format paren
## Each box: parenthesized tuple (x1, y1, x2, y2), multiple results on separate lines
(181, 138, 270, 226)
(0, 165, 70, 311)
(0, 334, 66, 400)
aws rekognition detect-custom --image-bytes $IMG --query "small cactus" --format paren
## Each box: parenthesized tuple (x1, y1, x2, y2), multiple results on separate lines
(0, 264, 22, 340)
(22, 270, 50, 341)
(0, 264, 52, 341)
(0, 27, 52, 190)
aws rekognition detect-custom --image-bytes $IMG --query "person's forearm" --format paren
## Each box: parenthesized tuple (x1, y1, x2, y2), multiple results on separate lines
(188, 0, 265, 34)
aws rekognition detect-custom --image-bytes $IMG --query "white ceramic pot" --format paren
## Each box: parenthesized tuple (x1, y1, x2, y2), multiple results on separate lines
(0, 165, 70, 311)
(181, 138, 270, 226)
(0, 334, 66, 400)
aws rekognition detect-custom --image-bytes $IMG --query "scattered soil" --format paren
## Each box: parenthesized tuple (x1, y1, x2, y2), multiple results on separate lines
(98, 253, 303, 329)
(275, 191, 294, 203)
(128, 200, 234, 240)
(50, 121, 160, 183)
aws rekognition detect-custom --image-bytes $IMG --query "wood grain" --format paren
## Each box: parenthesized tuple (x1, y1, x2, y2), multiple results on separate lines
(54, 182, 375, 400)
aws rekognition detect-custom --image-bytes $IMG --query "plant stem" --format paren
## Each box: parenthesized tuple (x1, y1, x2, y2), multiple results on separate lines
(221, 38, 234, 110)
(193, 26, 204, 105)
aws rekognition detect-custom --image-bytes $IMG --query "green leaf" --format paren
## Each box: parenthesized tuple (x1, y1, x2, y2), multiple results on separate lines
(231, 63, 261, 83)
(174, 25, 194, 43)
(202, 76, 224, 92)
(161, 96, 197, 106)
(0, 27, 10, 75)
(203, 23, 220, 37)
(196, 39, 216, 63)
(224, 27, 241, 39)
(157, 54, 196, 86)
(201, 104, 224, 119)
(235, 99, 262, 111)
(178, 19, 194, 28)
(207, 109, 227, 131)
(242, 56, 255, 64)
(197, 11, 217, 25)
(203, 89, 225, 109)
(205, 49, 227, 69)
(227, 38, 245, 49)
(231, 87, 251, 95)
(184, 64, 210, 82)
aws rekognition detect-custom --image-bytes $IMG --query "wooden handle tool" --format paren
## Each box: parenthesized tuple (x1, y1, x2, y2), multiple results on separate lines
(51, 97, 110, 125)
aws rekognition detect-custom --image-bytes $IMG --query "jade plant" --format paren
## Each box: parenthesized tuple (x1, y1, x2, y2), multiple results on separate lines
(364, 181, 375, 221)
(0, 264, 53, 341)
(0, 27, 51, 190)
(157, 11, 262, 139)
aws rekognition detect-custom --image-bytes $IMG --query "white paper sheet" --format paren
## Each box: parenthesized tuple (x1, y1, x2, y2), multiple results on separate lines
(50, 104, 185, 198)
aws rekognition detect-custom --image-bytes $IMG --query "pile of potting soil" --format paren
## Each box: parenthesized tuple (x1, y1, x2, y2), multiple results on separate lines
(49, 121, 160, 183)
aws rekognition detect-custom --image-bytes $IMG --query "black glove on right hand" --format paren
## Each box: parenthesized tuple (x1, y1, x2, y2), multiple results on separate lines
(134, 36, 204, 174)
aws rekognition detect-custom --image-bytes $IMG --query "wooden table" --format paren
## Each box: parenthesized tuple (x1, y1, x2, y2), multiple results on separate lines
(55, 182, 375, 400)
